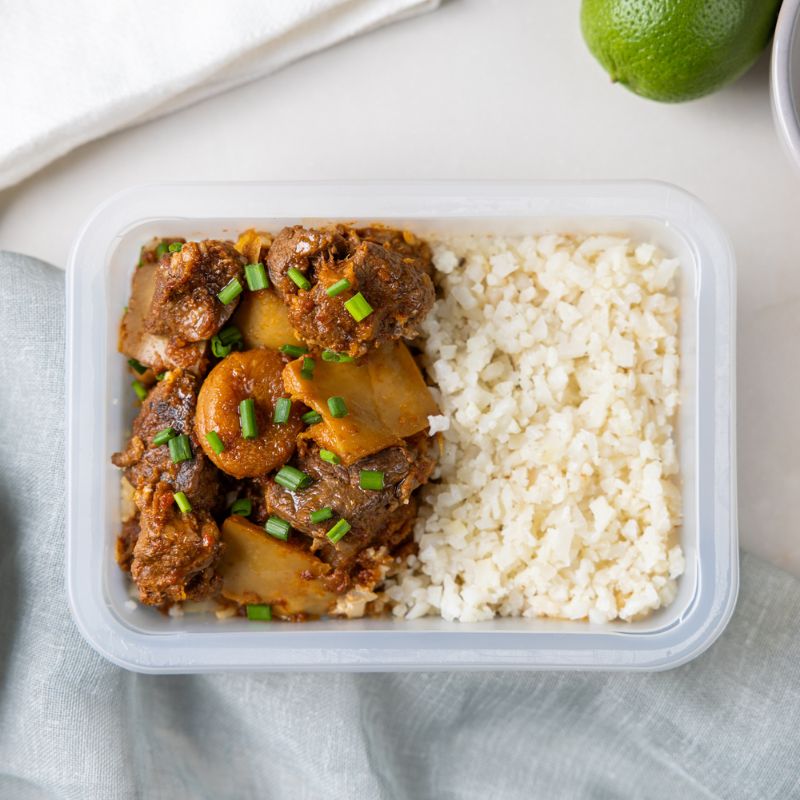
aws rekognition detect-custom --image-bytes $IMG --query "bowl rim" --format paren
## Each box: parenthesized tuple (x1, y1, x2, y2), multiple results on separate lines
(771, 0, 800, 171)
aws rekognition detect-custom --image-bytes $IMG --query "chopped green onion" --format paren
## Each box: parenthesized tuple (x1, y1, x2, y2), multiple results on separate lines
(211, 326, 243, 358)
(123, 305, 128, 314)
(273, 397, 291, 425)
(218, 326, 242, 346)
(244, 263, 269, 290)
(168, 242, 183, 253)
(325, 278, 351, 297)
(265, 516, 290, 541)
(173, 491, 192, 513)
(127, 357, 147, 375)
(230, 498, 252, 517)
(205, 430, 225, 454)
(327, 396, 348, 418)
(310, 507, 333, 524)
(152, 427, 177, 446)
(280, 344, 309, 358)
(217, 277, 243, 305)
(246, 604, 272, 621)
(360, 470, 385, 491)
(155, 242, 169, 258)
(319, 449, 341, 465)
(155, 371, 167, 381)
(321, 350, 355, 363)
(344, 292, 373, 322)
(211, 336, 232, 358)
(239, 398, 258, 439)
(274, 465, 312, 491)
(301, 410, 323, 425)
(287, 267, 311, 291)
(300, 357, 315, 380)
(131, 380, 148, 401)
(168, 434, 192, 464)
(326, 518, 351, 544)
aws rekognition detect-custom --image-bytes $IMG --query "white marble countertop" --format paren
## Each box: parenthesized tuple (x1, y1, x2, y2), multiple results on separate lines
(2, 0, 798, 575)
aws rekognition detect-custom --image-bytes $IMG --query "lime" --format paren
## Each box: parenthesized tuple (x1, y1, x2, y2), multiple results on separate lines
(580, 0, 782, 102)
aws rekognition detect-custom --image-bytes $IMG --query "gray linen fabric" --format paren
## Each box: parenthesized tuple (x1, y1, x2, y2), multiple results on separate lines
(1, 251, 799, 800)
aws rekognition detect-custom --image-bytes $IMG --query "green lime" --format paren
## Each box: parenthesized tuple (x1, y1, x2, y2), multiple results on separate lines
(580, 0, 782, 102)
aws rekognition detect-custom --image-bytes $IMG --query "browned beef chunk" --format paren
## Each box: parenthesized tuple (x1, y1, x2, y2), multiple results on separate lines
(132, 482, 221, 605)
(112, 370, 220, 511)
(266, 224, 435, 358)
(356, 226, 434, 276)
(146, 240, 246, 342)
(262, 436, 436, 570)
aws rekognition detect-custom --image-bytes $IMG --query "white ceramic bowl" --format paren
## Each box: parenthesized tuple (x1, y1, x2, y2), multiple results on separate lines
(771, 0, 800, 171)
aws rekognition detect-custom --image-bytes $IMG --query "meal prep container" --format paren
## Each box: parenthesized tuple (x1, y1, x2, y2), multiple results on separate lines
(66, 181, 738, 673)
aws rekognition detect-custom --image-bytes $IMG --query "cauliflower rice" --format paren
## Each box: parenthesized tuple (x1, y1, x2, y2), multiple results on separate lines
(385, 232, 685, 623)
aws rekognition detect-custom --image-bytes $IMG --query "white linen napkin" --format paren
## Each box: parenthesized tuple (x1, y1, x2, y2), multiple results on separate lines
(0, 0, 439, 190)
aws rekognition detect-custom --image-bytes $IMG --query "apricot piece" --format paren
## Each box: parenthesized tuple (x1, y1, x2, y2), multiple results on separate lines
(195, 349, 303, 478)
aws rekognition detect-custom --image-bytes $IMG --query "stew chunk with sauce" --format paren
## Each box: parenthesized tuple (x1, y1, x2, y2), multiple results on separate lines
(267, 225, 435, 358)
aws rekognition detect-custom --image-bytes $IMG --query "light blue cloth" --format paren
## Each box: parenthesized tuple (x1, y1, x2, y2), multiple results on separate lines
(1, 252, 799, 800)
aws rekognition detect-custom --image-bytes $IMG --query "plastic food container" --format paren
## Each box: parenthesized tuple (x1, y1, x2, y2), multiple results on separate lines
(66, 181, 738, 673)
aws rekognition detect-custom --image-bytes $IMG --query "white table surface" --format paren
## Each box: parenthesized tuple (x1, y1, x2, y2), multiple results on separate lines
(2, 0, 798, 576)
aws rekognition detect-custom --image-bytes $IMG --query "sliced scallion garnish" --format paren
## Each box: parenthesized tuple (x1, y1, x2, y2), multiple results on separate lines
(173, 491, 192, 513)
(168, 434, 192, 464)
(310, 507, 333, 524)
(127, 357, 147, 375)
(301, 410, 323, 425)
(280, 344, 308, 357)
(244, 263, 269, 291)
(152, 427, 177, 446)
(131, 380, 148, 401)
(265, 516, 290, 541)
(205, 430, 225, 454)
(325, 278, 351, 297)
(273, 397, 291, 425)
(230, 497, 252, 517)
(246, 604, 272, 621)
(327, 396, 348, 418)
(274, 465, 312, 491)
(287, 267, 311, 291)
(211, 336, 231, 358)
(359, 470, 385, 491)
(326, 518, 351, 544)
(319, 448, 342, 465)
(319, 449, 341, 465)
(239, 398, 258, 439)
(217, 277, 243, 305)
(321, 350, 355, 363)
(218, 326, 242, 346)
(300, 357, 315, 381)
(344, 292, 373, 322)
